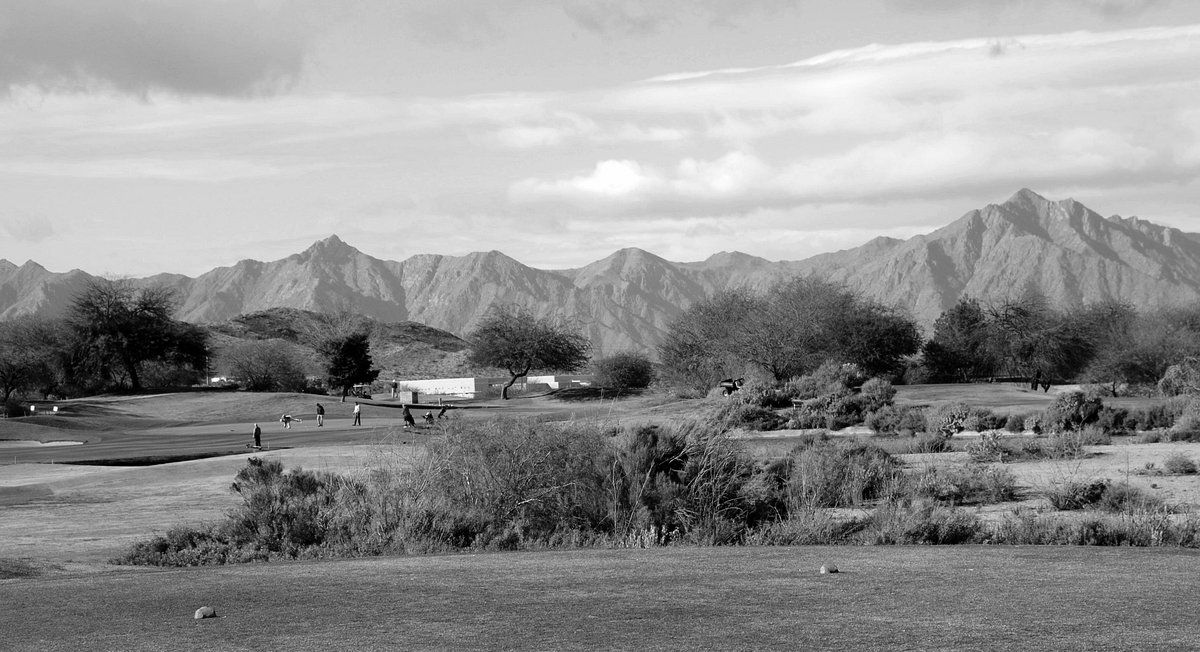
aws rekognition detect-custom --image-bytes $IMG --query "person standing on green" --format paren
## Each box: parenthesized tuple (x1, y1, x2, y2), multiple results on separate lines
(252, 424, 261, 448)
(315, 403, 325, 427)
(352, 402, 361, 426)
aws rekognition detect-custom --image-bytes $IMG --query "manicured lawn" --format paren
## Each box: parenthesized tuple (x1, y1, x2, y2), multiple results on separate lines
(6, 546, 1199, 651)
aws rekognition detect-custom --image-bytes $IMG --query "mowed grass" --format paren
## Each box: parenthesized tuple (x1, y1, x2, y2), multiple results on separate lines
(6, 545, 1200, 651)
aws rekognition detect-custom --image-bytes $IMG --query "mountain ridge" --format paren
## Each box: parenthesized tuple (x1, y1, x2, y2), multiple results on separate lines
(3, 190, 1199, 355)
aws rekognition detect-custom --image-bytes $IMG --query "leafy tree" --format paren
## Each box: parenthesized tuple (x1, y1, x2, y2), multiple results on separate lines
(593, 351, 655, 390)
(467, 305, 591, 399)
(985, 289, 1092, 381)
(0, 317, 62, 402)
(221, 339, 310, 392)
(922, 297, 996, 382)
(66, 279, 208, 391)
(658, 289, 758, 391)
(318, 331, 380, 401)
(660, 277, 919, 388)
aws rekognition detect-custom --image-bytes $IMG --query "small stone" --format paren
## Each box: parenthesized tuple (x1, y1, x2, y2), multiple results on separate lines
(820, 564, 838, 574)
(194, 606, 216, 619)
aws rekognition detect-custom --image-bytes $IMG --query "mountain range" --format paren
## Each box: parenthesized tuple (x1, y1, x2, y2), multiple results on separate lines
(3, 189, 1199, 356)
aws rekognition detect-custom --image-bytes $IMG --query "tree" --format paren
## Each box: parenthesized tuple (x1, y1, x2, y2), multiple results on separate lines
(0, 317, 62, 402)
(658, 289, 758, 391)
(66, 279, 208, 391)
(221, 339, 310, 392)
(318, 331, 380, 401)
(467, 305, 591, 399)
(922, 297, 997, 382)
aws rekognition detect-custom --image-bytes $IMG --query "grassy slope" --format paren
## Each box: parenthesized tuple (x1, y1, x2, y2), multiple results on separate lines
(6, 546, 1200, 651)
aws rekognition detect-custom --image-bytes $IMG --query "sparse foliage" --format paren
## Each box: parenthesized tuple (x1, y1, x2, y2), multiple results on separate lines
(66, 279, 207, 391)
(221, 339, 310, 392)
(467, 305, 591, 399)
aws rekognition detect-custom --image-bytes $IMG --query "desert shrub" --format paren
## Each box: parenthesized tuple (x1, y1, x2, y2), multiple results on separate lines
(1096, 483, 1164, 513)
(785, 410, 827, 430)
(1044, 391, 1103, 433)
(733, 378, 794, 409)
(865, 502, 982, 545)
(961, 410, 1003, 432)
(592, 352, 655, 390)
(1139, 430, 1167, 444)
(924, 402, 975, 437)
(1124, 398, 1192, 432)
(858, 377, 896, 412)
(783, 361, 864, 400)
(414, 419, 612, 549)
(965, 431, 1016, 463)
(1163, 453, 1198, 475)
(786, 440, 904, 509)
(865, 404, 926, 436)
(906, 432, 954, 454)
(1045, 479, 1110, 510)
(1094, 406, 1130, 435)
(743, 510, 866, 545)
(1023, 413, 1044, 434)
(1003, 414, 1025, 433)
(789, 387, 863, 431)
(112, 525, 267, 566)
(911, 463, 1018, 505)
(991, 509, 1200, 547)
(713, 401, 788, 431)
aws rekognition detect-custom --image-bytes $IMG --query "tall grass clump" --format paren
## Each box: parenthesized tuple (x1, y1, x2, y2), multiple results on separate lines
(786, 439, 904, 509)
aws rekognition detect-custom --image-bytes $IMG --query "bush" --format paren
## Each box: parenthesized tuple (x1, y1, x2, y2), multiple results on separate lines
(783, 361, 864, 400)
(713, 401, 788, 431)
(866, 503, 982, 545)
(911, 463, 1018, 505)
(858, 378, 896, 412)
(991, 509, 1200, 547)
(1044, 391, 1103, 433)
(592, 352, 655, 390)
(865, 404, 926, 436)
(1163, 453, 1198, 475)
(786, 440, 904, 509)
(1096, 483, 1164, 513)
(1003, 414, 1025, 433)
(907, 432, 954, 454)
(924, 402, 975, 437)
(734, 378, 794, 409)
(1046, 479, 1111, 510)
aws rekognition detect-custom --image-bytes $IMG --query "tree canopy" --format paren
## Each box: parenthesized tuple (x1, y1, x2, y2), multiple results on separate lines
(659, 277, 920, 390)
(66, 279, 207, 391)
(467, 305, 591, 399)
(318, 331, 380, 400)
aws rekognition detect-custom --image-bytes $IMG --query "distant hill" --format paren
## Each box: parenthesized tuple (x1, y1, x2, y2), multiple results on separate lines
(4, 189, 1199, 355)
(207, 308, 473, 381)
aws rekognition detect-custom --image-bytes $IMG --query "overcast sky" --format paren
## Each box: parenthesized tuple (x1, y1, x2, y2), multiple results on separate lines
(3, 0, 1199, 276)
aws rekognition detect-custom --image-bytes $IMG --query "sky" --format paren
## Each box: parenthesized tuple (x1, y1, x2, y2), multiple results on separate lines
(2, 0, 1200, 277)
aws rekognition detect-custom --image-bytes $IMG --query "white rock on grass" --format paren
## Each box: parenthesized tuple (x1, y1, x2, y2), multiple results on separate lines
(820, 564, 839, 574)
(194, 606, 217, 620)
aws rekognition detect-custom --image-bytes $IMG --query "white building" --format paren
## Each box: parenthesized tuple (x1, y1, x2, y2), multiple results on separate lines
(397, 375, 593, 398)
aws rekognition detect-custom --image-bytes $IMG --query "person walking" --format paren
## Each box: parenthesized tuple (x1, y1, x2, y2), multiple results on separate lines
(315, 402, 325, 427)
(352, 402, 362, 426)
(390, 379, 398, 399)
(252, 423, 261, 449)
(402, 405, 415, 429)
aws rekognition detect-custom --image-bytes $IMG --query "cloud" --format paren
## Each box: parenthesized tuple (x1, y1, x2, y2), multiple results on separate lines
(887, 0, 1171, 17)
(0, 0, 318, 97)
(509, 24, 1200, 215)
(2, 213, 56, 244)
